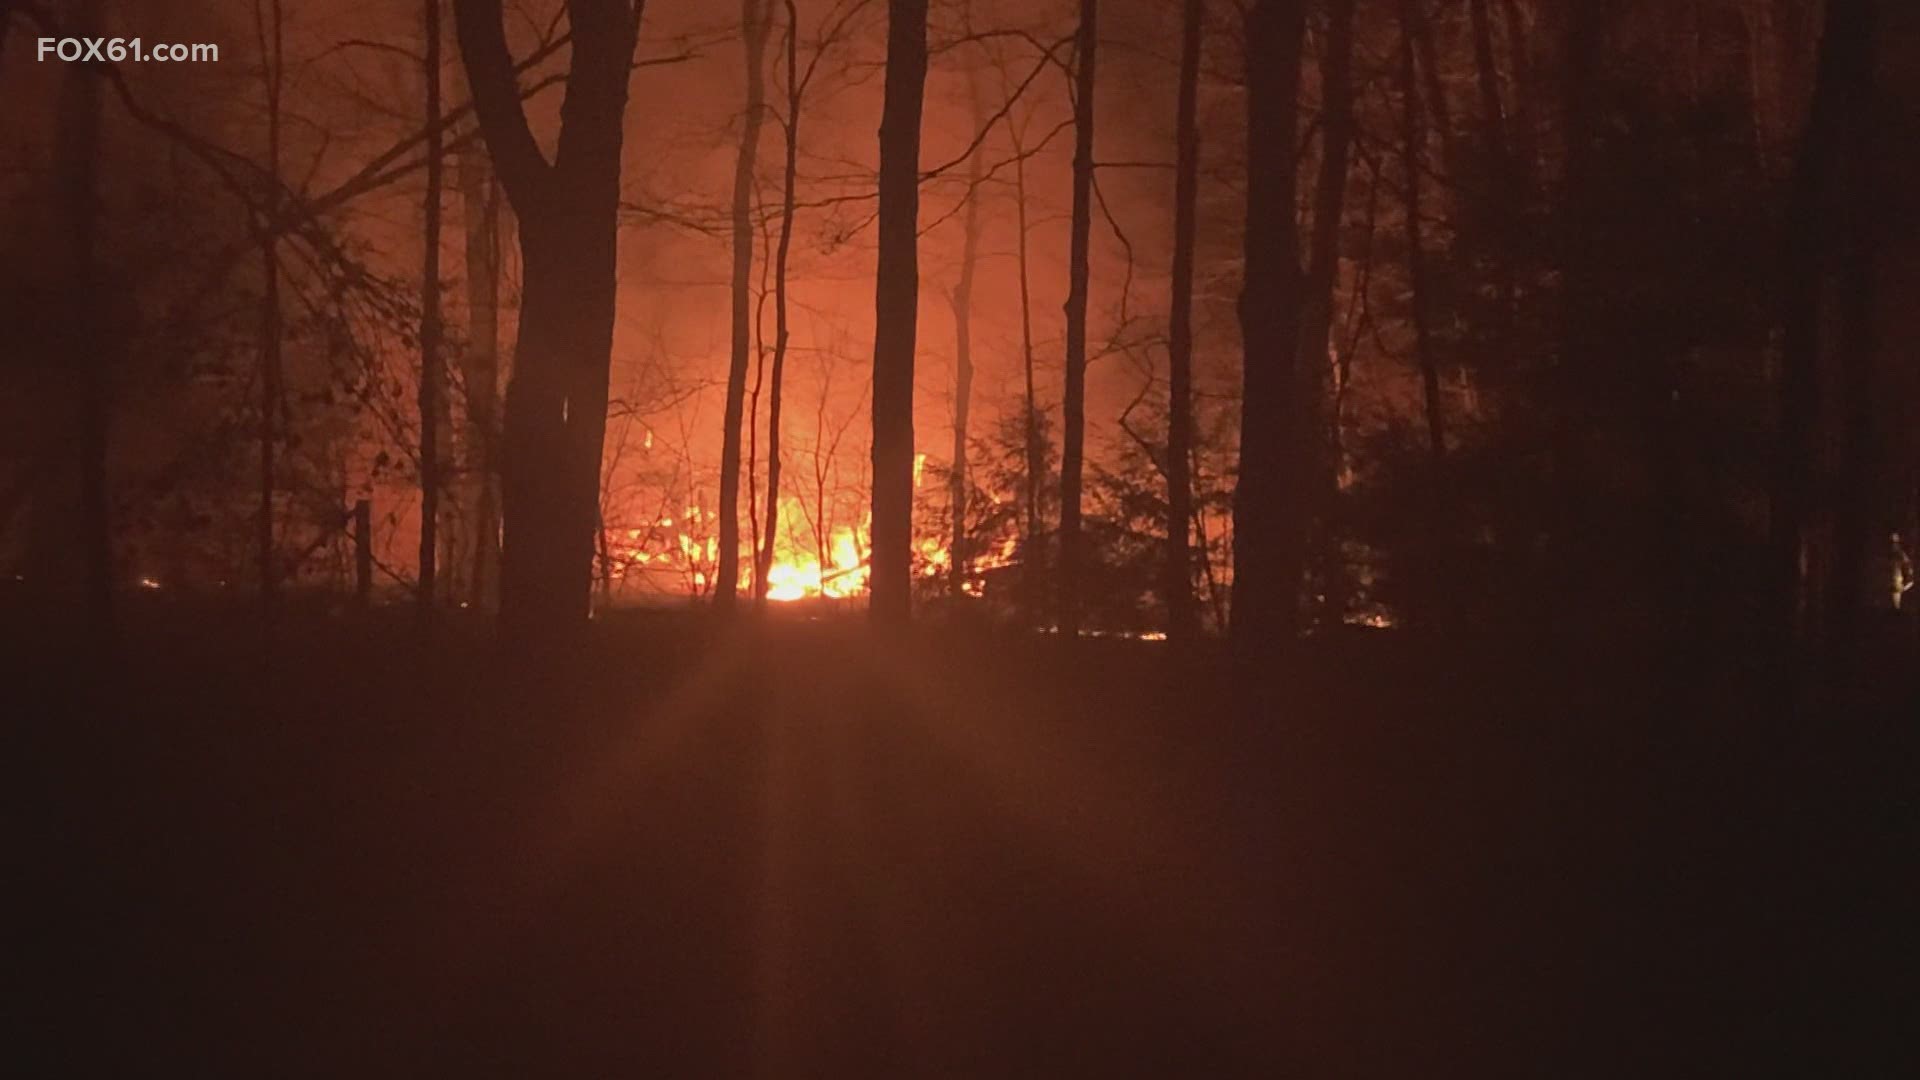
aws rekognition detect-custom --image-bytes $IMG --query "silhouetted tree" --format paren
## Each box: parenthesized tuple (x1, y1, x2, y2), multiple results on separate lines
(1163, 0, 1202, 643)
(454, 0, 642, 634)
(254, 0, 285, 609)
(1231, 0, 1307, 661)
(1058, 0, 1096, 637)
(418, 0, 446, 613)
(719, 0, 771, 611)
(947, 65, 985, 601)
(457, 103, 503, 609)
(869, 0, 929, 626)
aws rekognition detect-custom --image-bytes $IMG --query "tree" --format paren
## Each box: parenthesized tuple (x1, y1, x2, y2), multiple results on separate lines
(55, 0, 112, 634)
(947, 65, 987, 602)
(1300, 0, 1355, 622)
(418, 0, 446, 612)
(454, 0, 643, 634)
(254, 0, 285, 610)
(1399, 0, 1445, 462)
(457, 106, 503, 609)
(1774, 0, 1879, 651)
(995, 60, 1047, 628)
(1163, 0, 1203, 644)
(869, 0, 929, 626)
(1058, 0, 1096, 638)
(718, 0, 772, 611)
(1230, 0, 1307, 661)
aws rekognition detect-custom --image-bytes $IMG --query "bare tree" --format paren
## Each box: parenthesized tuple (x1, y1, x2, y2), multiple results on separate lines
(254, 0, 285, 608)
(1230, 0, 1307, 660)
(1399, 0, 1445, 462)
(1058, 0, 1096, 637)
(457, 105, 503, 608)
(948, 65, 987, 601)
(1163, 0, 1202, 643)
(869, 0, 930, 626)
(454, 0, 643, 633)
(418, 0, 446, 612)
(718, 0, 772, 610)
(55, 0, 112, 633)
(1301, 0, 1355, 622)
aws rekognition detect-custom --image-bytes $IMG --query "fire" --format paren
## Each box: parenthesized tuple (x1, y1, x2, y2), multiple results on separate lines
(764, 524, 870, 601)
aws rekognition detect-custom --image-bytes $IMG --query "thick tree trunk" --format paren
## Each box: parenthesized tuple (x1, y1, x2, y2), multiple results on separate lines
(868, 0, 929, 626)
(1812, 4, 1873, 653)
(455, 0, 640, 636)
(1164, 0, 1204, 642)
(948, 71, 985, 601)
(719, 0, 771, 610)
(418, 0, 444, 612)
(1058, 0, 1097, 638)
(1229, 0, 1307, 661)
(755, 0, 803, 605)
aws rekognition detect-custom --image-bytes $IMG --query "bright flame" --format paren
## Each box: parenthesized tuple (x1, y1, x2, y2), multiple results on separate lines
(760, 522, 871, 602)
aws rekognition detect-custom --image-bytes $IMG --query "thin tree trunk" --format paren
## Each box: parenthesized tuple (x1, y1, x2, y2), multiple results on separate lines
(458, 116, 502, 609)
(948, 70, 985, 601)
(1469, 0, 1507, 163)
(869, 0, 929, 626)
(1008, 107, 1044, 628)
(418, 0, 444, 612)
(1401, 0, 1446, 462)
(1500, 0, 1538, 189)
(1059, 0, 1097, 638)
(756, 0, 804, 605)
(718, 0, 771, 610)
(1230, 0, 1308, 661)
(59, 0, 111, 634)
(256, 0, 284, 608)
(454, 0, 641, 636)
(1301, 0, 1355, 626)
(1406, 0, 1456, 168)
(1164, 0, 1204, 642)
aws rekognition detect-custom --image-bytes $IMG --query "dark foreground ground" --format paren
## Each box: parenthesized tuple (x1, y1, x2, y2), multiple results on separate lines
(13, 602, 1914, 1076)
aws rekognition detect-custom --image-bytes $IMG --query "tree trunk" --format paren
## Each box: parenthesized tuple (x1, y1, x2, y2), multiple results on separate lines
(1301, 0, 1355, 626)
(1500, 0, 1539, 188)
(1058, 0, 1097, 638)
(1829, 124, 1882, 658)
(755, 0, 803, 605)
(948, 69, 985, 601)
(256, 0, 284, 609)
(1230, 0, 1307, 661)
(1401, 0, 1446, 462)
(458, 114, 502, 609)
(56, 0, 111, 635)
(1406, 0, 1456, 169)
(1008, 105, 1044, 628)
(1468, 0, 1507, 165)
(1164, 0, 1204, 642)
(418, 0, 444, 613)
(454, 0, 641, 636)
(718, 0, 772, 610)
(868, 0, 929, 627)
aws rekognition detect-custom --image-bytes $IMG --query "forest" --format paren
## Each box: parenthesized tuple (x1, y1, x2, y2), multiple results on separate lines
(7, 0, 1916, 1074)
